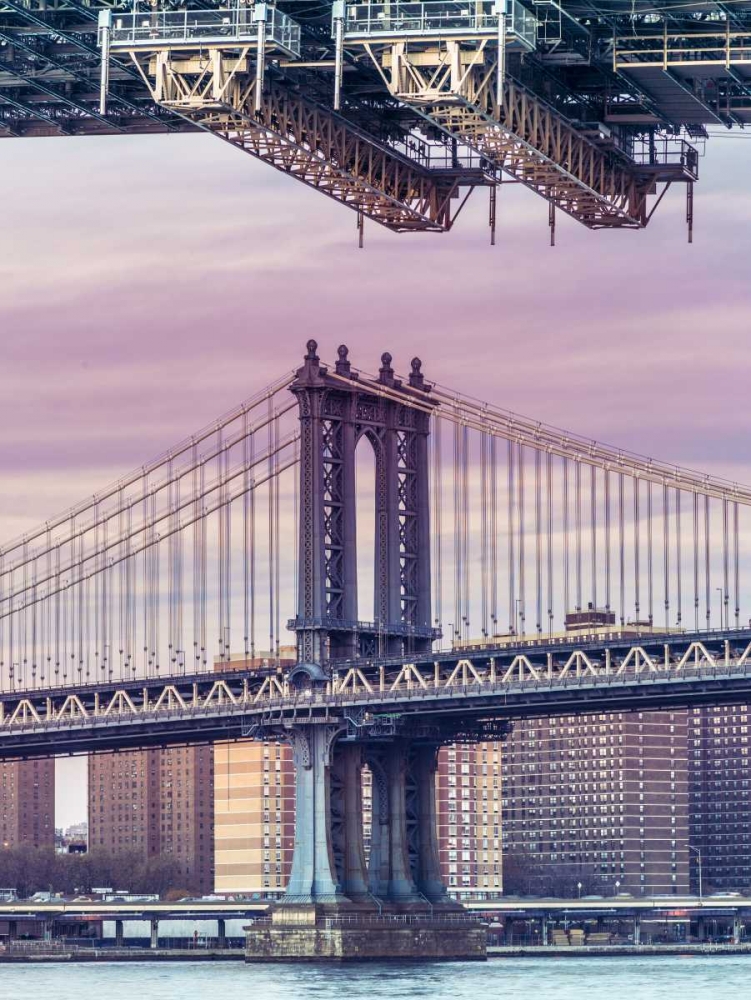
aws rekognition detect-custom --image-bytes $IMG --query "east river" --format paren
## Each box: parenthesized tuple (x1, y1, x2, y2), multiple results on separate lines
(0, 957, 743, 1000)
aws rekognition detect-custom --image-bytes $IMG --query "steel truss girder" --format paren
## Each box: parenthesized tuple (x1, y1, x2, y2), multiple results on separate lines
(124, 45, 460, 233)
(365, 41, 656, 228)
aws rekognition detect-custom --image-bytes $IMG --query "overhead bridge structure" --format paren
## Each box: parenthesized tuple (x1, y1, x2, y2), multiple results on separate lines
(3, 341, 751, 956)
(4, 1, 748, 239)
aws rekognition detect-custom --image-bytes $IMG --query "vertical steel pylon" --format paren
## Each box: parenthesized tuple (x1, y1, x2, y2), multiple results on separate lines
(290, 341, 437, 666)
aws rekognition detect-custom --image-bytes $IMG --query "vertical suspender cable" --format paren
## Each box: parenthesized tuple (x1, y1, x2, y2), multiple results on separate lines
(243, 412, 250, 660)
(31, 556, 37, 688)
(693, 492, 699, 631)
(54, 545, 61, 684)
(563, 457, 570, 617)
(453, 421, 460, 643)
(249, 432, 256, 663)
(490, 433, 498, 636)
(168, 460, 175, 671)
(575, 459, 582, 611)
(8, 566, 13, 690)
(225, 438, 233, 662)
(546, 451, 553, 635)
(84, 548, 90, 683)
(675, 489, 682, 628)
(704, 494, 711, 629)
(218, 429, 226, 662)
(21, 544, 27, 687)
(723, 498, 729, 630)
(432, 416, 442, 635)
(175, 473, 183, 673)
(46, 536, 53, 684)
(191, 441, 203, 671)
(463, 424, 470, 640)
(518, 441, 525, 636)
(734, 501, 740, 627)
(604, 469, 611, 613)
(618, 473, 625, 626)
(129, 502, 135, 678)
(102, 517, 109, 680)
(153, 490, 160, 672)
(647, 481, 653, 625)
(94, 506, 100, 680)
(535, 447, 542, 634)
(268, 398, 275, 658)
(77, 531, 84, 683)
(590, 464, 597, 612)
(293, 436, 299, 624)
(663, 483, 670, 631)
(118, 489, 125, 681)
(481, 429, 489, 638)
(634, 479, 641, 623)
(200, 459, 207, 668)
(0, 555, 4, 690)
(274, 409, 281, 662)
(142, 477, 149, 675)
(508, 439, 515, 634)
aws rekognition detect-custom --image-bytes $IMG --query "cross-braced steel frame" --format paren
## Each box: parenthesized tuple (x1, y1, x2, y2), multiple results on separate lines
(290, 341, 437, 664)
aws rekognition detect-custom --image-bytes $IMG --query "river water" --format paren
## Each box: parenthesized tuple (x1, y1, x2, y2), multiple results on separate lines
(0, 957, 740, 1000)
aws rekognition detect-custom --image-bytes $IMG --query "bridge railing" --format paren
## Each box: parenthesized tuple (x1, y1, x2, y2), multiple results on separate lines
(343, 0, 536, 49)
(109, 3, 302, 58)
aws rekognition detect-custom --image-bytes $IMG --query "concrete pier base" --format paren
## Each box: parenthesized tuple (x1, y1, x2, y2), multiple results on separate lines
(245, 905, 486, 962)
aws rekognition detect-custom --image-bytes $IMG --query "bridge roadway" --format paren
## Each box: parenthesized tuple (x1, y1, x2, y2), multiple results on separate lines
(2, 627, 751, 758)
(1, 897, 750, 945)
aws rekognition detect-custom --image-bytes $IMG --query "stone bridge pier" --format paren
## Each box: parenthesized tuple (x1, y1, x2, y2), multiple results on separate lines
(245, 722, 486, 962)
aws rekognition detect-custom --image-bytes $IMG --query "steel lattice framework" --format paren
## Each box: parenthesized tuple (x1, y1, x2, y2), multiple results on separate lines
(4, 0, 751, 237)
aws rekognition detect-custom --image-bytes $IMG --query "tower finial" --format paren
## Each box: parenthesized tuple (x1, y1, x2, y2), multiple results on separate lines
(379, 351, 395, 386)
(305, 339, 319, 362)
(335, 344, 351, 376)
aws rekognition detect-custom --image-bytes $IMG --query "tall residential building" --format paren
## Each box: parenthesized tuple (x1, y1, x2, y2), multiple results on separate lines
(88, 744, 214, 893)
(436, 743, 504, 899)
(213, 648, 296, 895)
(0, 760, 55, 849)
(214, 739, 295, 894)
(689, 703, 751, 892)
(501, 708, 690, 895)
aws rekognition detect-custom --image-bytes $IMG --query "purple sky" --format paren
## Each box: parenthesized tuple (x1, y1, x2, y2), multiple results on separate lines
(2, 130, 751, 826)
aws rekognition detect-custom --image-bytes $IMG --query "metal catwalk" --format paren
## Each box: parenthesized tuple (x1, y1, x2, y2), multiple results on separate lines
(5, 1, 750, 238)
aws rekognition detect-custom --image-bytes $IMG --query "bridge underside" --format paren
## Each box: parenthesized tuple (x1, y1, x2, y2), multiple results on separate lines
(4, 1, 742, 236)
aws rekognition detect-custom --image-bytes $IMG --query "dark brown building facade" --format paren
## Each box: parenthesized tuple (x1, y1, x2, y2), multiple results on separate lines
(88, 746, 214, 893)
(689, 703, 751, 892)
(0, 759, 55, 849)
(501, 710, 690, 895)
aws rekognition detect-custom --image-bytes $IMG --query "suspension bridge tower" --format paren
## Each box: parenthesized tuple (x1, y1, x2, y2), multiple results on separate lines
(246, 343, 488, 962)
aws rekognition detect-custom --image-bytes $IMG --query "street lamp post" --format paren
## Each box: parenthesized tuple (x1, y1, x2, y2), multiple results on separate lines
(577, 881, 583, 899)
(614, 880, 621, 897)
(686, 845, 702, 898)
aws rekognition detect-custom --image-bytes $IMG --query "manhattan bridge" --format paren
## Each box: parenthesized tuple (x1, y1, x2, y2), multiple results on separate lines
(4, 1, 751, 240)
(1, 342, 751, 947)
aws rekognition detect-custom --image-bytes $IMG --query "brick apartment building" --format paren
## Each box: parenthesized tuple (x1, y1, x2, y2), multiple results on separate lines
(88, 745, 214, 893)
(501, 708, 690, 895)
(0, 760, 55, 849)
(689, 703, 751, 892)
